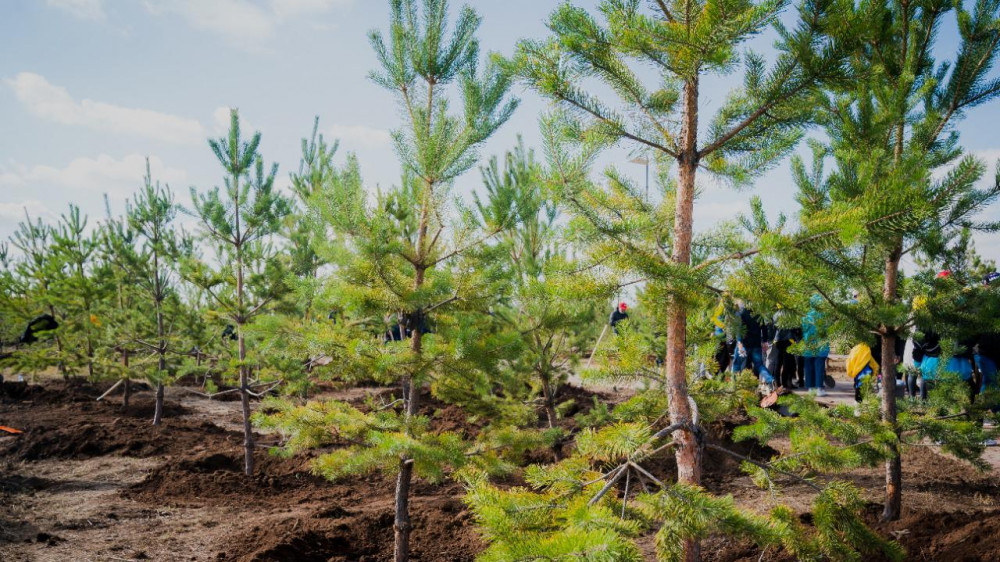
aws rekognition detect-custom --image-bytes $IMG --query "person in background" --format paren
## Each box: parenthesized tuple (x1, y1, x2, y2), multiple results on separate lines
(771, 305, 800, 390)
(732, 302, 773, 388)
(609, 302, 629, 335)
(801, 294, 830, 397)
(911, 272, 978, 401)
(848, 343, 880, 402)
(975, 272, 1000, 398)
(710, 297, 736, 377)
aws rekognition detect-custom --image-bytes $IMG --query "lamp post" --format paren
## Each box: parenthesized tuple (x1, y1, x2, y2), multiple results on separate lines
(629, 156, 649, 199)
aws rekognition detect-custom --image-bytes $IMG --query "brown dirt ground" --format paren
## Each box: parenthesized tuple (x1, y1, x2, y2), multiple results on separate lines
(1, 378, 998, 561)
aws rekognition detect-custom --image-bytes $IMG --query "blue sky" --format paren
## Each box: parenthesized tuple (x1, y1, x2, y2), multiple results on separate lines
(2, 0, 999, 263)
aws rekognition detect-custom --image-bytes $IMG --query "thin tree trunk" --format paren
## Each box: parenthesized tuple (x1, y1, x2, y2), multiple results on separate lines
(881, 246, 903, 521)
(395, 276, 424, 562)
(153, 249, 167, 426)
(154, 383, 164, 425)
(394, 164, 433, 560)
(239, 332, 254, 476)
(47, 303, 66, 377)
(666, 75, 702, 562)
(233, 168, 254, 476)
(394, 458, 414, 562)
(121, 350, 130, 411)
(540, 371, 557, 429)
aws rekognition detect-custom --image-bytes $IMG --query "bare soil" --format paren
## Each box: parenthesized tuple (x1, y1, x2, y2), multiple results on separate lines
(1, 378, 998, 561)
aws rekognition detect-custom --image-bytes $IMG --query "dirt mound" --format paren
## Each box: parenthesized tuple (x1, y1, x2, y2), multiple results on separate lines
(126, 446, 483, 561)
(0, 378, 100, 404)
(871, 509, 1000, 561)
(221, 492, 481, 562)
(1, 415, 232, 461)
(125, 450, 333, 507)
(0, 379, 218, 462)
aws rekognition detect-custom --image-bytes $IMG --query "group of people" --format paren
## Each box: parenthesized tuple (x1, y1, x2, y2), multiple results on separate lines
(709, 269, 1000, 406)
(905, 270, 1000, 404)
(713, 295, 832, 396)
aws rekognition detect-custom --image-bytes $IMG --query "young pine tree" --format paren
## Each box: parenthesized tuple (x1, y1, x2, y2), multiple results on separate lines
(364, 1, 515, 558)
(51, 205, 101, 378)
(129, 162, 184, 424)
(94, 200, 147, 410)
(5, 213, 64, 376)
(734, 0, 1000, 521)
(472, 140, 598, 428)
(507, 7, 845, 559)
(186, 109, 291, 475)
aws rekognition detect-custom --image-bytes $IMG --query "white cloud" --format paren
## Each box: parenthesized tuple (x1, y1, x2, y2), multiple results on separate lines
(144, 0, 351, 49)
(0, 200, 54, 223)
(269, 0, 352, 19)
(327, 124, 392, 149)
(0, 154, 187, 197)
(972, 148, 1000, 167)
(145, 0, 275, 47)
(5, 72, 205, 145)
(46, 0, 106, 21)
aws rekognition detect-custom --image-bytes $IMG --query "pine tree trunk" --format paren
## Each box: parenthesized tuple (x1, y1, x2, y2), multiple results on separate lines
(395, 325, 422, 562)
(48, 304, 66, 378)
(239, 329, 254, 476)
(666, 76, 702, 562)
(233, 170, 254, 476)
(540, 372, 557, 429)
(393, 173, 433, 561)
(153, 383, 164, 425)
(121, 350, 130, 411)
(881, 247, 903, 521)
(153, 249, 167, 426)
(394, 458, 414, 562)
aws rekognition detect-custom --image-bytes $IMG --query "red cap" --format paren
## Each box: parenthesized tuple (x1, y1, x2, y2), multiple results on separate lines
(936, 270, 952, 279)
(619, 302, 628, 310)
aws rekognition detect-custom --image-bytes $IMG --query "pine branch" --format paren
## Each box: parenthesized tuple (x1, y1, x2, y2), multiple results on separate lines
(705, 442, 822, 492)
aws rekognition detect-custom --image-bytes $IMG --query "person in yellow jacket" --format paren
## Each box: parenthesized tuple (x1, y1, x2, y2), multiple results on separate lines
(847, 343, 880, 402)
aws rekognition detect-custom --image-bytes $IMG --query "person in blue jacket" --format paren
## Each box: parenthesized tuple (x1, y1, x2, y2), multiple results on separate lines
(801, 295, 830, 396)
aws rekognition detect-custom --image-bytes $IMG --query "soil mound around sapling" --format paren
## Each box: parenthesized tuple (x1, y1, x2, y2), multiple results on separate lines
(874, 508, 1000, 561)
(1, 378, 100, 404)
(124, 450, 334, 507)
(1, 381, 229, 461)
(219, 488, 482, 562)
(2, 416, 228, 461)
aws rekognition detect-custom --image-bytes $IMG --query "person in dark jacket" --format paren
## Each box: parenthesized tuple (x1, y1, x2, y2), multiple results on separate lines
(976, 331, 1000, 392)
(771, 307, 800, 389)
(20, 314, 59, 344)
(732, 303, 772, 384)
(609, 302, 629, 334)
(975, 272, 1000, 397)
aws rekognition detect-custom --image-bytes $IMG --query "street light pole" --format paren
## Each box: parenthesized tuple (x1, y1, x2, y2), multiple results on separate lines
(629, 156, 650, 199)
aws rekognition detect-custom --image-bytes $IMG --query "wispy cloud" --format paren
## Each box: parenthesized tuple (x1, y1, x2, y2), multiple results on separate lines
(0, 200, 55, 223)
(0, 154, 187, 197)
(5, 72, 206, 145)
(327, 124, 392, 149)
(145, 0, 274, 47)
(45, 0, 106, 21)
(144, 0, 353, 50)
(269, 0, 353, 19)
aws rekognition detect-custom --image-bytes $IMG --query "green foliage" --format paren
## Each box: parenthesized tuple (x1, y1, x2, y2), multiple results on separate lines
(186, 108, 291, 379)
